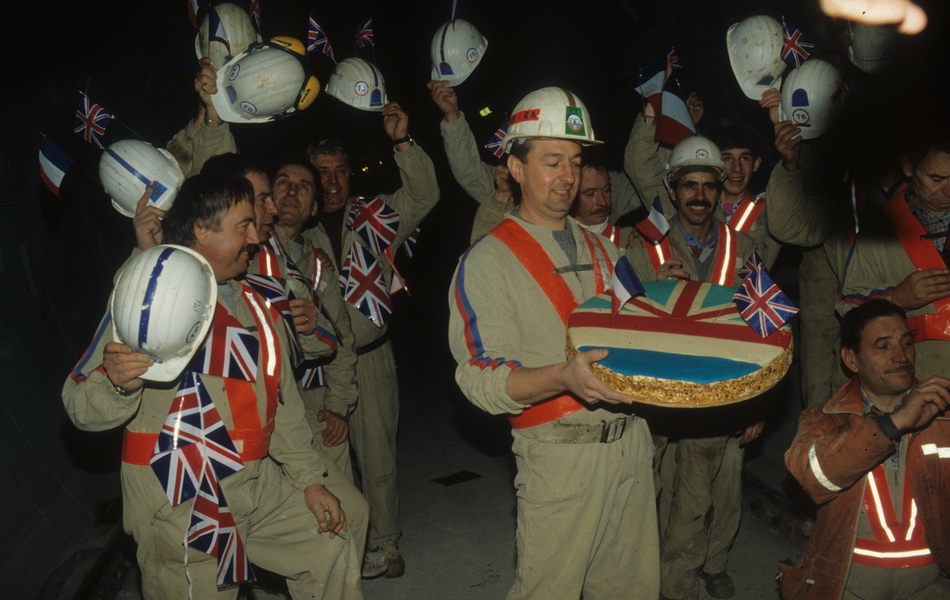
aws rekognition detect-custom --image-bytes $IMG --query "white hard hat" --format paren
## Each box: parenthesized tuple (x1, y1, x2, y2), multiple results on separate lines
(326, 58, 388, 112)
(848, 23, 900, 74)
(666, 136, 726, 185)
(430, 19, 488, 86)
(111, 245, 217, 382)
(100, 139, 185, 218)
(194, 3, 262, 70)
(779, 59, 849, 140)
(727, 15, 786, 100)
(211, 37, 320, 124)
(502, 87, 602, 153)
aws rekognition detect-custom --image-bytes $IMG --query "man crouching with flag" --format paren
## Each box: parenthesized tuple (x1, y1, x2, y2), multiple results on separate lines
(63, 173, 367, 599)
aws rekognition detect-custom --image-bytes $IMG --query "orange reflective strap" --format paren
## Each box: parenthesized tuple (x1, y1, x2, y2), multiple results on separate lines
(729, 194, 765, 235)
(711, 221, 738, 286)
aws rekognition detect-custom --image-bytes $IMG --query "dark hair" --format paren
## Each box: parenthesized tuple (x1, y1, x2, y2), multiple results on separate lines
(306, 138, 350, 170)
(902, 123, 950, 172)
(275, 160, 324, 213)
(709, 125, 761, 160)
(840, 300, 907, 351)
(201, 153, 267, 178)
(163, 173, 254, 248)
(508, 138, 535, 164)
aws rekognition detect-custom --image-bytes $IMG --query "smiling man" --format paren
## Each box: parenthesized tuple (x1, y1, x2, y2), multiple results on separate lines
(304, 102, 440, 578)
(449, 87, 658, 600)
(782, 300, 950, 599)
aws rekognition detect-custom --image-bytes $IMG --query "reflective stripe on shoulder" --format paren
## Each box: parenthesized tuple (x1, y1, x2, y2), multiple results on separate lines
(922, 443, 950, 458)
(809, 441, 842, 492)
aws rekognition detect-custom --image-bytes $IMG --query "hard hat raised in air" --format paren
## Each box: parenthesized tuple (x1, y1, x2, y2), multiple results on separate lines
(727, 15, 787, 100)
(99, 139, 185, 217)
(779, 59, 849, 140)
(195, 3, 262, 70)
(430, 19, 488, 86)
(326, 57, 389, 112)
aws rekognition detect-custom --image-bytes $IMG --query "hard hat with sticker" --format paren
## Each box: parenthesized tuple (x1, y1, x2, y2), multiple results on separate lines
(429, 19, 488, 86)
(503, 87, 601, 152)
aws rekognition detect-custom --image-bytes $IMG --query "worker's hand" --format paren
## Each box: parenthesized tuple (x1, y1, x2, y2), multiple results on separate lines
(774, 121, 803, 171)
(686, 92, 704, 126)
(560, 349, 631, 405)
(737, 420, 765, 446)
(304, 484, 348, 538)
(891, 376, 950, 433)
(195, 58, 223, 126)
(318, 410, 349, 447)
(493, 165, 512, 202)
(657, 258, 690, 282)
(313, 247, 334, 272)
(760, 88, 782, 125)
(427, 80, 460, 122)
(891, 269, 950, 310)
(627, 230, 640, 248)
(290, 298, 318, 334)
(819, 0, 926, 34)
(382, 102, 411, 149)
(103, 342, 153, 392)
(133, 185, 166, 250)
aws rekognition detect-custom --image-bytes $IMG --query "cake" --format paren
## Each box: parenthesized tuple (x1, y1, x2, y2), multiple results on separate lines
(566, 280, 793, 408)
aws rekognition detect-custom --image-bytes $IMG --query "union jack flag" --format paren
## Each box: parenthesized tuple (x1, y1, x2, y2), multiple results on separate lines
(484, 120, 509, 158)
(668, 46, 682, 70)
(733, 252, 799, 337)
(187, 475, 255, 588)
(782, 20, 814, 68)
(342, 244, 392, 327)
(74, 96, 114, 149)
(348, 197, 400, 255)
(249, 0, 261, 33)
(300, 365, 326, 389)
(355, 17, 374, 49)
(308, 15, 337, 63)
(404, 226, 421, 258)
(189, 305, 259, 382)
(244, 273, 304, 367)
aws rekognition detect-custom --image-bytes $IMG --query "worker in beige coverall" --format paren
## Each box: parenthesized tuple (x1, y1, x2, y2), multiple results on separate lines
(304, 102, 440, 578)
(427, 80, 643, 242)
(449, 87, 659, 600)
(64, 174, 366, 599)
(626, 135, 765, 600)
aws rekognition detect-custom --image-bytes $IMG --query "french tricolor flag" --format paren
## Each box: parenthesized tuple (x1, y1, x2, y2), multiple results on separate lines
(655, 77, 696, 148)
(634, 54, 665, 117)
(635, 195, 671, 243)
(611, 256, 645, 318)
(39, 139, 74, 199)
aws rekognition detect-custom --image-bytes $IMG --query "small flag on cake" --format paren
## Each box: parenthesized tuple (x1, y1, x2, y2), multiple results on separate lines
(634, 195, 671, 242)
(611, 256, 645, 319)
(733, 252, 798, 337)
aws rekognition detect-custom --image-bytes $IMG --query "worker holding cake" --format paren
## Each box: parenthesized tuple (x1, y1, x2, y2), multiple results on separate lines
(627, 135, 761, 600)
(448, 87, 660, 600)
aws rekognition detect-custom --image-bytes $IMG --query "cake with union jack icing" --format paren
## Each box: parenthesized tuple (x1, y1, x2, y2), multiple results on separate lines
(566, 280, 793, 407)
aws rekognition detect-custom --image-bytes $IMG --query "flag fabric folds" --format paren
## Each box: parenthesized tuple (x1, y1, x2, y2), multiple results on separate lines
(308, 15, 336, 63)
(782, 20, 814, 68)
(634, 54, 665, 117)
(634, 195, 671, 242)
(187, 0, 202, 29)
(39, 139, 74, 199)
(668, 47, 682, 70)
(484, 120, 509, 158)
(654, 76, 697, 148)
(611, 256, 646, 317)
(356, 18, 374, 49)
(74, 96, 114, 149)
(733, 252, 799, 337)
(249, 0, 261, 33)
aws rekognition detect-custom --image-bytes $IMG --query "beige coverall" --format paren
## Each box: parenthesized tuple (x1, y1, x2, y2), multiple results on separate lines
(449, 215, 659, 600)
(63, 280, 367, 599)
(303, 141, 440, 548)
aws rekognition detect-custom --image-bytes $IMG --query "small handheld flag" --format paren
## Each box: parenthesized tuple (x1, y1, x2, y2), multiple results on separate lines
(733, 252, 798, 337)
(654, 77, 697, 148)
(39, 139, 74, 199)
(782, 20, 814, 68)
(249, 0, 261, 33)
(74, 96, 114, 149)
(308, 15, 337, 63)
(611, 256, 646, 318)
(634, 53, 665, 117)
(634, 196, 671, 242)
(668, 47, 682, 70)
(356, 18, 374, 49)
(484, 120, 509, 158)
(187, 0, 203, 29)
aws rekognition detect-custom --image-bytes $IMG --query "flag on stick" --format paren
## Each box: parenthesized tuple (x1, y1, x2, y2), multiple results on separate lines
(782, 20, 814, 68)
(733, 252, 799, 337)
(39, 139, 74, 199)
(611, 256, 646, 318)
(74, 96, 114, 149)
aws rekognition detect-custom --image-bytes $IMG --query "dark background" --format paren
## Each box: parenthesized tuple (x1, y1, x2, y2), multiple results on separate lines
(1, 0, 947, 596)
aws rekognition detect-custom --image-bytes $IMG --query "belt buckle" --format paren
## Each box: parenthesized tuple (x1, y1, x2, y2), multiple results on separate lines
(599, 417, 626, 444)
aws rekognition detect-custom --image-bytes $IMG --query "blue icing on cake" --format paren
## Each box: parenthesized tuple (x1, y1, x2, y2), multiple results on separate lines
(577, 346, 759, 384)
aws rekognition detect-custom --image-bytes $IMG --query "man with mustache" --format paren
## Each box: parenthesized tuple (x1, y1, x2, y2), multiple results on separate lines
(781, 300, 950, 599)
(627, 136, 759, 600)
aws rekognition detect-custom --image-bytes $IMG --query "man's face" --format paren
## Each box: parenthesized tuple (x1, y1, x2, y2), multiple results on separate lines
(245, 171, 277, 238)
(669, 171, 721, 228)
(508, 139, 582, 221)
(842, 315, 916, 399)
(312, 154, 350, 213)
(721, 148, 760, 198)
(903, 150, 950, 216)
(273, 164, 318, 233)
(573, 166, 612, 226)
(195, 199, 260, 282)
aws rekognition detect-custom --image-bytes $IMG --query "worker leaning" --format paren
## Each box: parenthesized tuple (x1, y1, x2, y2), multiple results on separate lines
(449, 86, 659, 600)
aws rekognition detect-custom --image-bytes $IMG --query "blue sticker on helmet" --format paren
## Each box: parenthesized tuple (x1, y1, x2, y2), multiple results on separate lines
(756, 75, 774, 86)
(371, 89, 382, 107)
(792, 89, 809, 107)
(440, 61, 454, 75)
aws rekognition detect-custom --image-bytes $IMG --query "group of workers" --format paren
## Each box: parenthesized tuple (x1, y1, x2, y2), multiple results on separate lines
(57, 3, 950, 600)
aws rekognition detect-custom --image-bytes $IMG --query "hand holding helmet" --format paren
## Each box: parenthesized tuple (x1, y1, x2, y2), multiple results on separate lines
(383, 102, 411, 148)
(132, 186, 166, 250)
(427, 80, 460, 122)
(103, 342, 154, 393)
(194, 58, 224, 126)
